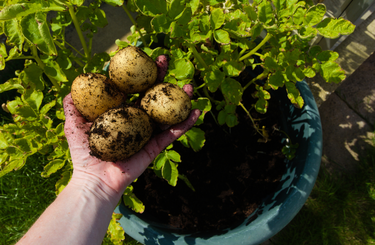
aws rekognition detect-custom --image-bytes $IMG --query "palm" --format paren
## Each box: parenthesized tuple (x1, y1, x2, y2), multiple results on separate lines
(63, 92, 200, 193)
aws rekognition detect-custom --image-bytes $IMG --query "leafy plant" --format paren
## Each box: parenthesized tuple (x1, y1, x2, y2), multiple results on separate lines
(0, 0, 355, 242)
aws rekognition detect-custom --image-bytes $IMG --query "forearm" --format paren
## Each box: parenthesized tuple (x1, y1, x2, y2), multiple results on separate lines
(17, 173, 122, 245)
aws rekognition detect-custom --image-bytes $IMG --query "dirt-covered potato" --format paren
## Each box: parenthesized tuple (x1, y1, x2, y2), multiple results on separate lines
(89, 107, 154, 162)
(71, 73, 124, 122)
(140, 83, 192, 125)
(109, 46, 158, 94)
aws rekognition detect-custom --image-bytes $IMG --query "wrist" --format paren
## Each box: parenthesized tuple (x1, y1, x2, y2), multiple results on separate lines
(68, 171, 122, 208)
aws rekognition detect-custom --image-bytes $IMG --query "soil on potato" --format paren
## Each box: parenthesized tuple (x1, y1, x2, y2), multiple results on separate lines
(132, 73, 287, 233)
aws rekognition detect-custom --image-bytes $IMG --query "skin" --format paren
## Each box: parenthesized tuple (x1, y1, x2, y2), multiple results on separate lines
(16, 85, 200, 245)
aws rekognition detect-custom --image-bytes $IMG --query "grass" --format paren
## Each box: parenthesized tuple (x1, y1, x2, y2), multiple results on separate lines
(0, 152, 140, 245)
(271, 140, 375, 244)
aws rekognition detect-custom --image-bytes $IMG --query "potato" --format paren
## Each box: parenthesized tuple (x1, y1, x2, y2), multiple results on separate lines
(71, 73, 124, 122)
(89, 107, 154, 162)
(109, 46, 158, 94)
(140, 83, 192, 125)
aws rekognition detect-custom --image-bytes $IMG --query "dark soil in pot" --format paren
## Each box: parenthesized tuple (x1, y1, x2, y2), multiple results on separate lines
(133, 71, 287, 233)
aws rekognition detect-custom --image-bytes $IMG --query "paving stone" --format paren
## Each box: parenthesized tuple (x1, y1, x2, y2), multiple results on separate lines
(319, 93, 375, 173)
(335, 51, 375, 127)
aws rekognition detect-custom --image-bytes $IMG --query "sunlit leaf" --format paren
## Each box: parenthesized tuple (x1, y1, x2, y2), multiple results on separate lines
(304, 4, 326, 26)
(285, 81, 304, 108)
(317, 17, 355, 39)
(210, 8, 224, 30)
(320, 61, 346, 83)
(107, 212, 125, 245)
(213, 29, 231, 44)
(123, 185, 145, 213)
(185, 127, 205, 151)
(221, 77, 243, 105)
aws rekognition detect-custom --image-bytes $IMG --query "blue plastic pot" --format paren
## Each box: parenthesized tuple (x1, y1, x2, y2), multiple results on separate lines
(114, 80, 322, 245)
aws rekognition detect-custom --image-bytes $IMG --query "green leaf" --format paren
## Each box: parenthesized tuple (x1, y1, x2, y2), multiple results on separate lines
(135, 0, 168, 17)
(191, 97, 211, 125)
(268, 70, 285, 89)
(309, 45, 322, 58)
(20, 12, 57, 55)
(89, 8, 108, 28)
(298, 26, 317, 39)
(221, 77, 243, 105)
(285, 81, 304, 108)
(264, 56, 279, 70)
(213, 29, 231, 44)
(4, 19, 24, 50)
(282, 143, 299, 160)
(152, 14, 172, 33)
(320, 61, 346, 83)
(84, 52, 110, 73)
(0, 158, 27, 178)
(255, 85, 270, 114)
(123, 185, 145, 213)
(317, 17, 355, 39)
(162, 160, 178, 186)
(21, 62, 45, 90)
(169, 58, 194, 79)
(167, 150, 181, 162)
(258, 0, 274, 24)
(0, 2, 66, 20)
(303, 67, 316, 78)
(204, 69, 225, 92)
(7, 97, 38, 121)
(168, 0, 186, 20)
(210, 8, 224, 30)
(317, 50, 339, 63)
(103, 0, 124, 6)
(41, 159, 65, 178)
(178, 174, 195, 191)
(69, 0, 85, 6)
(55, 163, 72, 195)
(43, 59, 68, 83)
(286, 65, 305, 82)
(185, 127, 205, 151)
(154, 152, 168, 170)
(304, 4, 326, 26)
(0, 132, 9, 150)
(244, 5, 257, 21)
(188, 0, 199, 14)
(22, 89, 43, 112)
(0, 78, 24, 94)
(107, 212, 125, 245)
(272, 0, 286, 13)
(223, 60, 245, 77)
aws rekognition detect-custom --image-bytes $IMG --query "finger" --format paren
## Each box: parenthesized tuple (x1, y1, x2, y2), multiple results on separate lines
(155, 55, 168, 83)
(183, 84, 194, 99)
(63, 93, 87, 126)
(116, 109, 201, 183)
(63, 94, 92, 150)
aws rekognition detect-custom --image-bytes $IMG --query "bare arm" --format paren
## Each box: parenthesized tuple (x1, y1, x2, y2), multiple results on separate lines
(17, 91, 200, 245)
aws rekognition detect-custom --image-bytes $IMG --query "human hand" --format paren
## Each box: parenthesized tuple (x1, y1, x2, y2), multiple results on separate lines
(63, 85, 200, 199)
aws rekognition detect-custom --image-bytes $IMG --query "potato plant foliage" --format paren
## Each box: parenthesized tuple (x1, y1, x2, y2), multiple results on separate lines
(0, 0, 354, 242)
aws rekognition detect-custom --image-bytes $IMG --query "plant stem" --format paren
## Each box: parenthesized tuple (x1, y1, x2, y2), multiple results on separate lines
(68, 5, 90, 59)
(188, 44, 209, 70)
(239, 102, 266, 139)
(239, 33, 272, 62)
(31, 46, 61, 91)
(122, 4, 148, 47)
(243, 70, 269, 91)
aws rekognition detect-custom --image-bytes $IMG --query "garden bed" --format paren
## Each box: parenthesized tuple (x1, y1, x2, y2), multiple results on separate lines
(133, 75, 287, 232)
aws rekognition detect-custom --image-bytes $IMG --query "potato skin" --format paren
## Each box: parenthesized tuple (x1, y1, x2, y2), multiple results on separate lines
(140, 83, 192, 125)
(89, 107, 154, 162)
(71, 73, 124, 122)
(109, 46, 158, 94)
